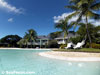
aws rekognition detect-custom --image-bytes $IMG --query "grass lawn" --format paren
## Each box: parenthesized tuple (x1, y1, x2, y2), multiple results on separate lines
(53, 48, 100, 53)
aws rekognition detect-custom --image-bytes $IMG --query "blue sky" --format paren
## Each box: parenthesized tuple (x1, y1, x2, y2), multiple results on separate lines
(0, 0, 71, 38)
(0, 0, 100, 38)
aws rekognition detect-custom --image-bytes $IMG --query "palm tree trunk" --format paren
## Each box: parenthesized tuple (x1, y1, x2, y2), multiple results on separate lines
(67, 31, 70, 43)
(86, 16, 92, 48)
(64, 32, 67, 44)
(31, 43, 33, 48)
(64, 31, 69, 44)
(26, 41, 28, 48)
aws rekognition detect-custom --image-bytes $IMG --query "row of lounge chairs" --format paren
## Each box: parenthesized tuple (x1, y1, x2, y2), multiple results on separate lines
(65, 40, 85, 49)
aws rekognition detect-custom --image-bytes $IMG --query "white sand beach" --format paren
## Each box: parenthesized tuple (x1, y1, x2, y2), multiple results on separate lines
(39, 51, 100, 61)
(0, 48, 51, 50)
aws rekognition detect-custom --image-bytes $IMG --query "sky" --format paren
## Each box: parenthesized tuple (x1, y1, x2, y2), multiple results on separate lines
(0, 0, 100, 38)
(0, 0, 70, 38)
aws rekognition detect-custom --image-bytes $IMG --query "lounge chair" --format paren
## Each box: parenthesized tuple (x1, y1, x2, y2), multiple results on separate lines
(73, 40, 85, 49)
(65, 42, 75, 49)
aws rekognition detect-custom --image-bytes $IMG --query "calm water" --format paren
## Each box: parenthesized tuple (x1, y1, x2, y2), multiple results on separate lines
(0, 49, 100, 75)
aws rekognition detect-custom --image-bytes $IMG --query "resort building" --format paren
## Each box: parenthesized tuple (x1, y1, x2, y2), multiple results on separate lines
(26, 35, 49, 48)
(34, 35, 49, 47)
(55, 31, 78, 44)
(0, 43, 9, 47)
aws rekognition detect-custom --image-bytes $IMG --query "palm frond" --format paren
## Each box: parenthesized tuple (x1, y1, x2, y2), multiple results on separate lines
(65, 11, 80, 22)
(90, 2, 100, 10)
(55, 19, 73, 36)
(70, 21, 76, 25)
(77, 0, 88, 7)
(76, 11, 83, 22)
(65, 5, 78, 10)
(55, 23, 62, 29)
(77, 22, 85, 26)
(88, 0, 95, 5)
(86, 10, 100, 20)
(55, 20, 65, 30)
(69, 0, 80, 4)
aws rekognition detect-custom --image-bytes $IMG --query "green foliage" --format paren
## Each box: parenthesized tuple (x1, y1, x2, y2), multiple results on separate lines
(17, 39, 26, 48)
(86, 43, 100, 49)
(66, 0, 100, 21)
(85, 43, 90, 48)
(8, 44, 12, 47)
(55, 19, 73, 40)
(54, 48, 100, 53)
(47, 40, 59, 48)
(65, 0, 100, 47)
(0, 35, 22, 47)
(91, 43, 100, 49)
(70, 36, 83, 44)
(49, 31, 62, 39)
(23, 29, 37, 48)
(17, 29, 37, 48)
(77, 23, 95, 36)
(60, 44, 67, 49)
(24, 29, 37, 42)
(95, 37, 100, 44)
(77, 23, 100, 44)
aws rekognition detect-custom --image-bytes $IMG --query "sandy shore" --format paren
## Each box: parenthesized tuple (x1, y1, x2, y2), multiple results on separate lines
(39, 51, 100, 61)
(0, 48, 51, 50)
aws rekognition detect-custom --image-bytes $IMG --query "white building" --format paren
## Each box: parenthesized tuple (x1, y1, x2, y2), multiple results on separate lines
(55, 31, 78, 44)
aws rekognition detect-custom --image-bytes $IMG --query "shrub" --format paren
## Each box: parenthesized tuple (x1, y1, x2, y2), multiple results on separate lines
(85, 43, 100, 49)
(60, 44, 67, 49)
(85, 43, 90, 48)
(91, 43, 100, 49)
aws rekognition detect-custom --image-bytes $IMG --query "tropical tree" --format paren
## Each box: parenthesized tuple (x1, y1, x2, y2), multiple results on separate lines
(65, 0, 100, 47)
(55, 19, 72, 43)
(24, 29, 37, 48)
(24, 32, 30, 47)
(77, 23, 95, 42)
(17, 39, 26, 48)
(49, 31, 62, 40)
(0, 35, 22, 47)
(76, 23, 100, 43)
(77, 23, 95, 37)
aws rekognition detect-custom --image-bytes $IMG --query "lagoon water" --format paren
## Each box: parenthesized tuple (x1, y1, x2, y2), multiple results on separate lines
(0, 49, 100, 75)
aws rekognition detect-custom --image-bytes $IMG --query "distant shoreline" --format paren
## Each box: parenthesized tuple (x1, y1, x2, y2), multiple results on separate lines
(39, 51, 100, 61)
(0, 48, 51, 50)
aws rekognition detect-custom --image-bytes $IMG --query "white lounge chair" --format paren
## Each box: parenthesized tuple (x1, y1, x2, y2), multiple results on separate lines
(65, 42, 75, 49)
(73, 40, 85, 49)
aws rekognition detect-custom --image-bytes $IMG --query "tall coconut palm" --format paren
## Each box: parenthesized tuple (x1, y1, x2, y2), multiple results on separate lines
(29, 29, 37, 48)
(55, 19, 72, 43)
(17, 39, 26, 48)
(24, 29, 37, 48)
(65, 0, 100, 47)
(24, 32, 30, 47)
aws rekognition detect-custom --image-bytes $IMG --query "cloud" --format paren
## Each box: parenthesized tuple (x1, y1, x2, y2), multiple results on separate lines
(0, 0, 23, 14)
(53, 12, 78, 23)
(8, 18, 13, 22)
(92, 20, 100, 26)
(53, 12, 100, 26)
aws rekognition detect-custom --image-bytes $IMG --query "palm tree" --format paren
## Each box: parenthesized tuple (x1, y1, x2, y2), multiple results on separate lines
(17, 39, 26, 48)
(77, 22, 95, 40)
(49, 31, 62, 40)
(55, 19, 72, 43)
(24, 32, 30, 47)
(24, 29, 37, 48)
(65, 0, 100, 47)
